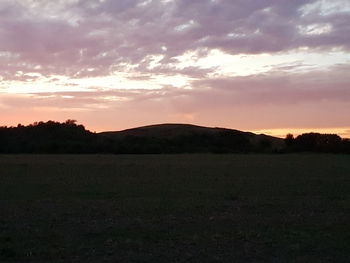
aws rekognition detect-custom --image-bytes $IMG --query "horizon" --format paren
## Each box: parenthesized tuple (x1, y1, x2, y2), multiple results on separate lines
(2, 119, 350, 139)
(1, 0, 349, 136)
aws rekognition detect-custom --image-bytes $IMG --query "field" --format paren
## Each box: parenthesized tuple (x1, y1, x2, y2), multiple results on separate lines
(0, 154, 349, 262)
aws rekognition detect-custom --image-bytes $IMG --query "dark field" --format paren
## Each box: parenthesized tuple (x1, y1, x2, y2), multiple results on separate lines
(0, 154, 349, 262)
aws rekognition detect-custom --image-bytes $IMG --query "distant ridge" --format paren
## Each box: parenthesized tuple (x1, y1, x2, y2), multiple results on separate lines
(100, 123, 285, 153)
(1, 121, 349, 153)
(103, 123, 250, 137)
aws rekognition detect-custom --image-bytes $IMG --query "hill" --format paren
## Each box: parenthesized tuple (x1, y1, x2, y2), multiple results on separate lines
(0, 121, 284, 154)
(2, 120, 348, 153)
(100, 123, 284, 153)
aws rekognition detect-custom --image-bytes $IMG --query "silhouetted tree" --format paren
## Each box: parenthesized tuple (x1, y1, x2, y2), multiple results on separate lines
(0, 120, 98, 153)
(285, 133, 343, 153)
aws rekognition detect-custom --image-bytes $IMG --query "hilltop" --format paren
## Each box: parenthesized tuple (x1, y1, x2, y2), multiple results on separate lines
(0, 121, 283, 153)
(101, 123, 284, 153)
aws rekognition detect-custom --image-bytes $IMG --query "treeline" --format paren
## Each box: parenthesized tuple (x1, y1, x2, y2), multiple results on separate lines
(0, 121, 263, 154)
(284, 133, 350, 153)
(0, 120, 100, 153)
(0, 120, 349, 153)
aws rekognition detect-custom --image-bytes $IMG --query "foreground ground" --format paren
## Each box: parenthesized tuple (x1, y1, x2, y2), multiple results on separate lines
(0, 154, 349, 262)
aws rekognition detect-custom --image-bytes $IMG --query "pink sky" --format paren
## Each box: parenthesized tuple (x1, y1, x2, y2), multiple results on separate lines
(1, 0, 350, 137)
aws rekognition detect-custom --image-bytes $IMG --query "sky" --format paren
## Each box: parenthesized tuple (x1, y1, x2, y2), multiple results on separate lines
(0, 0, 350, 137)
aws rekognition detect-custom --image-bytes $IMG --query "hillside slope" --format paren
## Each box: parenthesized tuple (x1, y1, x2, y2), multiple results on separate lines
(100, 123, 284, 153)
(0, 121, 285, 153)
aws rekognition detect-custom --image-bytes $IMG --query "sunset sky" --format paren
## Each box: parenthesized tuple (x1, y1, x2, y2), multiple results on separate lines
(1, 0, 349, 137)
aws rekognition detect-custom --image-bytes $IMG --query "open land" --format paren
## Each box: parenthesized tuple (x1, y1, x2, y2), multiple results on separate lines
(0, 154, 349, 262)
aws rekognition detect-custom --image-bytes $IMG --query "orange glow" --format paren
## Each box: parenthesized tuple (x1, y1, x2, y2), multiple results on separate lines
(252, 128, 350, 139)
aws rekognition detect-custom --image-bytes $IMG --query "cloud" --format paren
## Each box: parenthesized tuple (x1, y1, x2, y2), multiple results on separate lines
(1, 63, 349, 130)
(1, 0, 349, 131)
(2, 64, 350, 109)
(1, 0, 350, 79)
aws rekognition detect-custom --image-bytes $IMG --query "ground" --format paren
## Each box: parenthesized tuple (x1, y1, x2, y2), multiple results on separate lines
(0, 154, 349, 262)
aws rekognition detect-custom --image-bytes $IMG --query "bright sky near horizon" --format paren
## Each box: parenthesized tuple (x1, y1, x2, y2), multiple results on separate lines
(0, 0, 350, 137)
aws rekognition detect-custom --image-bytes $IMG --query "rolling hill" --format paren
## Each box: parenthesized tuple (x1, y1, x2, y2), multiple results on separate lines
(2, 121, 349, 153)
(100, 123, 285, 153)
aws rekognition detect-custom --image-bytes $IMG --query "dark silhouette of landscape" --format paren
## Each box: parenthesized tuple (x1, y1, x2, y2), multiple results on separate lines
(1, 121, 349, 262)
(0, 120, 349, 154)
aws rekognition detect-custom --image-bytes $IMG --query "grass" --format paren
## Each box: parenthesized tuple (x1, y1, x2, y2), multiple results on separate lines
(0, 154, 349, 262)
